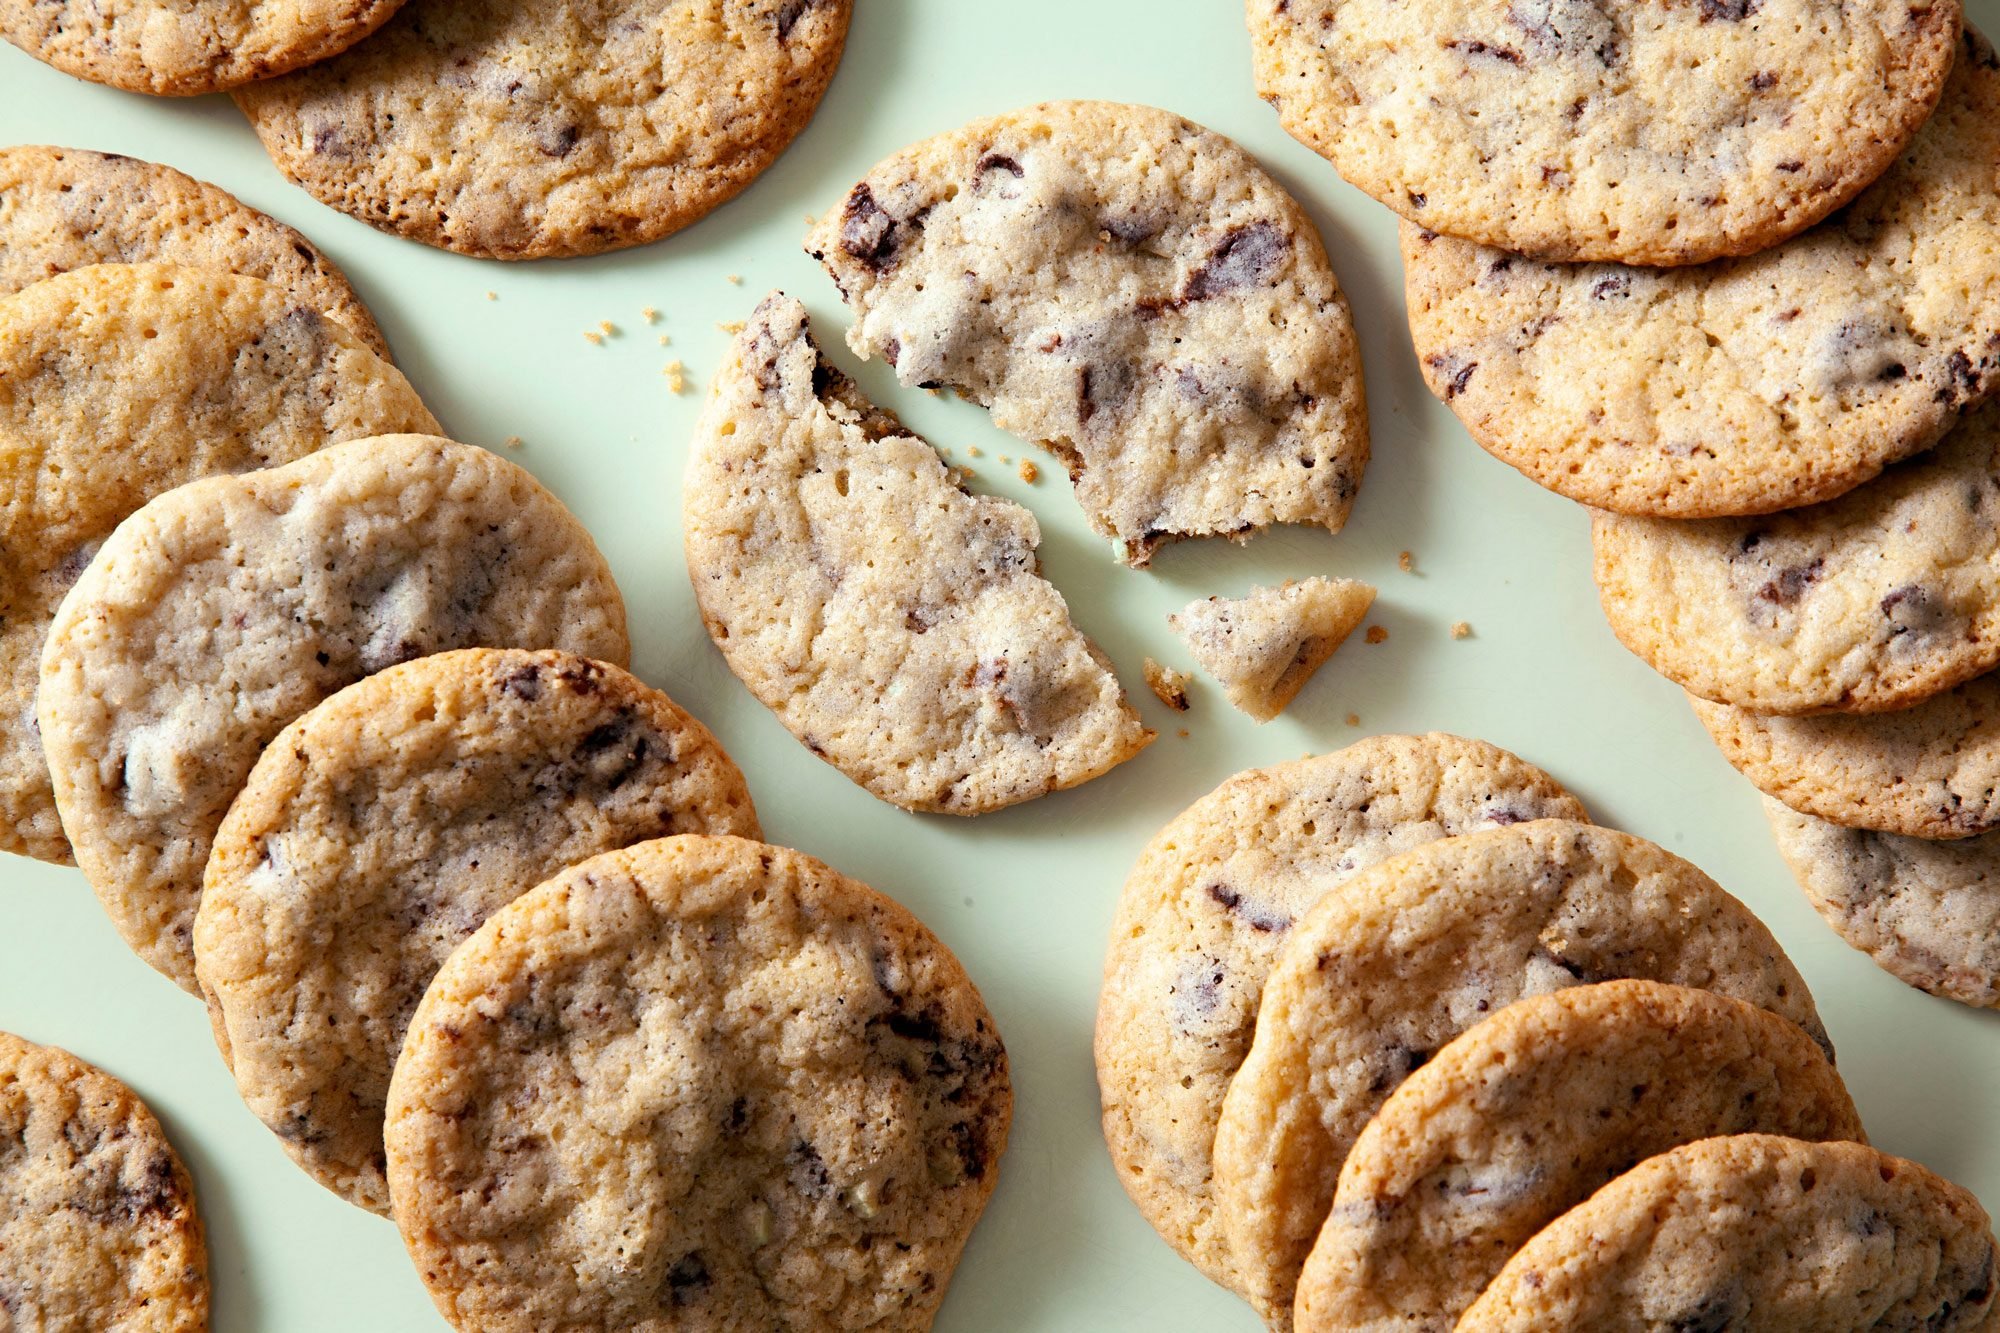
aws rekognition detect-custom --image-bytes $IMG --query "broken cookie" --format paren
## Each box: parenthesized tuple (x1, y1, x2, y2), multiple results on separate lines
(1169, 577, 1374, 722)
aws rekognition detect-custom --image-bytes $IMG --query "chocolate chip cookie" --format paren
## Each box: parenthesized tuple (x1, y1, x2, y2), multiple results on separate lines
(1170, 576, 1375, 722)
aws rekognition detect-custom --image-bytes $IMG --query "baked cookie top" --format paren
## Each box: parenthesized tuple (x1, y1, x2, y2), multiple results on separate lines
(685, 293, 1152, 814)
(1293, 980, 1863, 1333)
(195, 648, 759, 1216)
(1092, 732, 1586, 1291)
(1592, 402, 2000, 716)
(1464, 1134, 2000, 1332)
(1402, 26, 2000, 519)
(0, 263, 435, 865)
(1212, 820, 1825, 1328)
(234, 0, 852, 259)
(1253, 0, 1960, 266)
(806, 100, 1368, 565)
(0, 1031, 207, 1332)
(1170, 576, 1374, 722)
(384, 835, 1011, 1333)
(38, 434, 628, 995)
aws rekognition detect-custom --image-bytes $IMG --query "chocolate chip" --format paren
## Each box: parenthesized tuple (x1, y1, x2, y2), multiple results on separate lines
(1408, 191, 1428, 209)
(974, 152, 1024, 181)
(839, 184, 905, 271)
(773, 0, 811, 41)
(1756, 558, 1824, 606)
(1698, 0, 1759, 19)
(1426, 352, 1478, 399)
(1180, 222, 1288, 304)
(1933, 348, 1985, 405)
(1666, 1283, 1748, 1333)
(500, 664, 543, 700)
(538, 124, 581, 158)
(1206, 883, 1292, 933)
(1445, 38, 1523, 63)
(664, 1252, 710, 1304)
(1749, 70, 1778, 90)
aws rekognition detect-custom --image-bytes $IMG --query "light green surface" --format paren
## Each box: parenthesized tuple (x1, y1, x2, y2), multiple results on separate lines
(2, 3, 1996, 1328)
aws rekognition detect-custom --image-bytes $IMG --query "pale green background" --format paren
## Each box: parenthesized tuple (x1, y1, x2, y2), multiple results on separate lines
(2, 2, 1996, 1327)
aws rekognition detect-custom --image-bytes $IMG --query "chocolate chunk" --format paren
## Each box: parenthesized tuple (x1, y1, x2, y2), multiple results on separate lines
(838, 184, 920, 272)
(500, 664, 544, 700)
(774, 0, 811, 41)
(663, 1252, 710, 1304)
(1756, 558, 1824, 606)
(1749, 70, 1779, 90)
(1698, 0, 1759, 19)
(1181, 222, 1288, 304)
(1426, 352, 1478, 399)
(974, 152, 1024, 180)
(1206, 882, 1293, 933)
(538, 124, 581, 159)
(1665, 1283, 1748, 1333)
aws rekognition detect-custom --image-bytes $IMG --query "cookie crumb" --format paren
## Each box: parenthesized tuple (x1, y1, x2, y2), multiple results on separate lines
(641, 306, 659, 323)
(727, 274, 743, 285)
(1451, 621, 1472, 640)
(1177, 728, 1190, 739)
(484, 290, 497, 301)
(998, 454, 1012, 465)
(583, 330, 603, 345)
(717, 320, 746, 334)
(502, 435, 523, 450)
(967, 445, 983, 458)
(658, 334, 672, 346)
(1365, 625, 1389, 644)
(599, 320, 617, 336)
(1399, 550, 1415, 573)
(1345, 712, 1360, 727)
(1018, 460, 1039, 483)
(662, 361, 686, 394)
(1144, 658, 1192, 712)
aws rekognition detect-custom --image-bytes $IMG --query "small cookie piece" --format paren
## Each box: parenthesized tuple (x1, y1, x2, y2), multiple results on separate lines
(1464, 1135, 2000, 1331)
(0, 262, 436, 864)
(807, 101, 1368, 565)
(1593, 403, 2000, 715)
(1169, 577, 1374, 722)
(1766, 796, 2000, 1009)
(235, 0, 851, 259)
(1093, 733, 1586, 1290)
(685, 294, 1151, 815)
(385, 835, 1011, 1333)
(195, 648, 759, 1216)
(1292, 980, 1864, 1333)
(1403, 26, 2000, 518)
(1143, 658, 1191, 712)
(39, 434, 628, 994)
(1213, 820, 1826, 1328)
(1253, 0, 1960, 266)
(0, 1031, 207, 1331)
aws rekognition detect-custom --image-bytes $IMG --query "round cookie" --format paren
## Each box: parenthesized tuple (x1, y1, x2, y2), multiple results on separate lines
(1592, 402, 2000, 716)
(1092, 732, 1588, 1291)
(0, 1031, 207, 1331)
(1253, 0, 1960, 267)
(38, 434, 629, 995)
(0, 262, 436, 864)
(1292, 980, 1864, 1333)
(1766, 796, 2000, 1009)
(234, 0, 852, 259)
(806, 100, 1368, 566)
(385, 835, 1011, 1333)
(194, 648, 760, 1216)
(1463, 1135, 2000, 1331)
(1212, 820, 1826, 1329)
(1402, 25, 2000, 519)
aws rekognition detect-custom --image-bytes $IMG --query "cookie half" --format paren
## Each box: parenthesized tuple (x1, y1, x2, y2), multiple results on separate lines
(385, 835, 1010, 1332)
(1170, 576, 1375, 722)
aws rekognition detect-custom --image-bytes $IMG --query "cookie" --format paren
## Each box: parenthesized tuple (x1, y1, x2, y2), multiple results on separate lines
(1143, 658, 1192, 712)
(1212, 820, 1826, 1328)
(1292, 980, 1863, 1333)
(685, 293, 1152, 814)
(1402, 26, 2000, 518)
(0, 145, 388, 357)
(234, 0, 851, 259)
(1169, 577, 1374, 722)
(0, 1031, 207, 1331)
(1092, 732, 1587, 1290)
(384, 835, 1011, 1332)
(1592, 401, 2000, 715)
(1463, 1134, 2000, 1331)
(194, 648, 758, 1216)
(0, 262, 436, 864)
(1767, 796, 2000, 1009)
(806, 100, 1368, 566)
(1253, 0, 1960, 267)
(38, 434, 628, 994)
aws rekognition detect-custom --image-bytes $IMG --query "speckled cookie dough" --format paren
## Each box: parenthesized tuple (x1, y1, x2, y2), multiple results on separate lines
(1093, 733, 1587, 1292)
(195, 648, 759, 1216)
(685, 293, 1152, 815)
(1593, 403, 2000, 715)
(806, 100, 1368, 566)
(0, 263, 435, 865)
(234, 0, 851, 259)
(1292, 980, 1863, 1333)
(1170, 577, 1374, 722)
(1212, 820, 1825, 1329)
(39, 434, 628, 994)
(1252, 0, 1960, 266)
(1403, 27, 2000, 518)
(1464, 1135, 2000, 1332)
(0, 1031, 207, 1332)
(385, 835, 1011, 1333)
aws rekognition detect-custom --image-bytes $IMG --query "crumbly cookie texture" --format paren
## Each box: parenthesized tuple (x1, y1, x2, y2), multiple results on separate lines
(234, 0, 851, 259)
(1143, 658, 1192, 712)
(806, 100, 1368, 566)
(38, 434, 628, 994)
(1767, 796, 2000, 1009)
(1253, 0, 1960, 266)
(1403, 26, 2000, 519)
(1464, 1135, 2000, 1332)
(0, 1032, 207, 1332)
(685, 293, 1151, 815)
(1212, 820, 1825, 1329)
(1169, 577, 1374, 722)
(0, 263, 435, 865)
(1292, 980, 1863, 1333)
(194, 648, 758, 1216)
(385, 835, 1011, 1333)
(1592, 402, 2000, 716)
(1092, 733, 1586, 1292)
